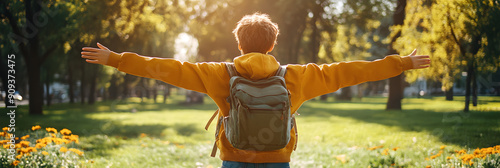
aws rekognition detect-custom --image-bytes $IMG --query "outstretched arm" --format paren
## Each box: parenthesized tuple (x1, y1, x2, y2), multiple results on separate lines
(285, 49, 431, 102)
(80, 43, 228, 94)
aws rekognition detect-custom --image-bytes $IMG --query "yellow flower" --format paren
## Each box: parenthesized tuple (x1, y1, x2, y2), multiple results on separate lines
(21, 147, 29, 153)
(2, 127, 9, 132)
(27, 147, 37, 153)
(456, 149, 467, 155)
(32, 125, 41, 131)
(60, 128, 72, 135)
(69, 148, 84, 156)
(175, 144, 185, 149)
(46, 127, 57, 133)
(392, 147, 399, 151)
(335, 154, 347, 163)
(35, 143, 46, 149)
(54, 138, 62, 145)
(42, 151, 49, 155)
(381, 148, 389, 155)
(12, 160, 20, 166)
(425, 166, 431, 168)
(368, 145, 384, 150)
(60, 147, 68, 153)
(19, 141, 30, 147)
(440, 145, 446, 150)
(20, 135, 30, 140)
(16, 154, 22, 159)
(446, 156, 452, 160)
(140, 133, 147, 138)
(69, 134, 79, 143)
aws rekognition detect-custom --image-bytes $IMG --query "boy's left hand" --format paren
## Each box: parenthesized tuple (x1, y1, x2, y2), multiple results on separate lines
(406, 49, 430, 69)
(81, 42, 117, 65)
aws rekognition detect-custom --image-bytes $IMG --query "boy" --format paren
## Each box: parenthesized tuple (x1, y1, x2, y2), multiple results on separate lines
(81, 13, 430, 167)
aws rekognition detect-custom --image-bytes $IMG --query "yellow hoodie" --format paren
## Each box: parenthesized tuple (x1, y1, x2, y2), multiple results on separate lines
(106, 52, 413, 163)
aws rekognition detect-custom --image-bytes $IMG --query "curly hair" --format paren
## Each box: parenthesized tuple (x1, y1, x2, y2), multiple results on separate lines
(233, 13, 279, 54)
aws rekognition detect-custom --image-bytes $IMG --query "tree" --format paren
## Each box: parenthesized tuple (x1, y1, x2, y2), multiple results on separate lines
(386, 0, 407, 110)
(394, 0, 500, 112)
(317, 0, 394, 101)
(1, 0, 84, 114)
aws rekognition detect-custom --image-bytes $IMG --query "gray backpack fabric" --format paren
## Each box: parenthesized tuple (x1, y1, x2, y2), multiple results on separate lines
(206, 63, 298, 157)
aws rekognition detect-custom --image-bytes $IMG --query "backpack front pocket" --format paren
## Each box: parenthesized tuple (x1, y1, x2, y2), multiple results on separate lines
(236, 105, 290, 151)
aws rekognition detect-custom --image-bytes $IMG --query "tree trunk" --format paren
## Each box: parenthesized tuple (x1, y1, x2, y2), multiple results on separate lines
(67, 62, 75, 103)
(320, 94, 328, 101)
(27, 63, 44, 115)
(45, 73, 51, 106)
(386, 74, 404, 110)
(386, 0, 407, 111)
(309, 3, 321, 64)
(87, 66, 97, 105)
(472, 71, 477, 106)
(122, 74, 131, 100)
(464, 63, 473, 112)
(143, 79, 150, 99)
(464, 35, 480, 112)
(445, 87, 453, 101)
(109, 74, 118, 100)
(67, 52, 75, 103)
(80, 62, 86, 104)
(163, 84, 170, 104)
(153, 82, 158, 103)
(337, 87, 352, 101)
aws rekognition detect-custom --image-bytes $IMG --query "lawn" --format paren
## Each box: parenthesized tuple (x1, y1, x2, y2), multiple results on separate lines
(1, 93, 499, 168)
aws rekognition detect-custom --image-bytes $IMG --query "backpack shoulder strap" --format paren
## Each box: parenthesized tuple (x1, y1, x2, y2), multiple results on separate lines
(275, 65, 287, 77)
(292, 116, 298, 151)
(225, 62, 239, 77)
(205, 109, 219, 131)
(205, 109, 223, 157)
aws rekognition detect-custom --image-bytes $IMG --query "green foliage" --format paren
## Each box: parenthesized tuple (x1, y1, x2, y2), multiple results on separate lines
(483, 154, 500, 168)
(395, 0, 500, 88)
(367, 146, 410, 168)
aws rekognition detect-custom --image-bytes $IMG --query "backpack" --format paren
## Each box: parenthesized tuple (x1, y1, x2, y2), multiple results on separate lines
(205, 62, 298, 157)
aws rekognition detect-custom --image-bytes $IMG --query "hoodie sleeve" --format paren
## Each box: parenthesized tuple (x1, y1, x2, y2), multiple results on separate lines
(106, 52, 227, 94)
(285, 55, 413, 102)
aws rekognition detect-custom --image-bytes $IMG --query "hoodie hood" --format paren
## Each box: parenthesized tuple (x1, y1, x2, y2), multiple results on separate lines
(233, 53, 280, 80)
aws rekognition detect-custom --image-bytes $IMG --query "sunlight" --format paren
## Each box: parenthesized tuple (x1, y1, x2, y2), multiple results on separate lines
(173, 32, 199, 62)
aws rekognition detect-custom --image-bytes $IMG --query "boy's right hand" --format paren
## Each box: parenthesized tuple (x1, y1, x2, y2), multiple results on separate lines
(405, 49, 431, 69)
(81, 42, 116, 65)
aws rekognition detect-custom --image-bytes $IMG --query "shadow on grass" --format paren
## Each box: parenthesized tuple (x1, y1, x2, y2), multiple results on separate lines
(299, 98, 500, 149)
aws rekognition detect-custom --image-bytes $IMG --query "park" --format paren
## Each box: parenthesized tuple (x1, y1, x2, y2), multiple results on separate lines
(1, 0, 500, 167)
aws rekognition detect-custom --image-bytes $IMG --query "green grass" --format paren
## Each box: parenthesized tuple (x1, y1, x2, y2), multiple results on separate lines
(1, 94, 499, 167)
